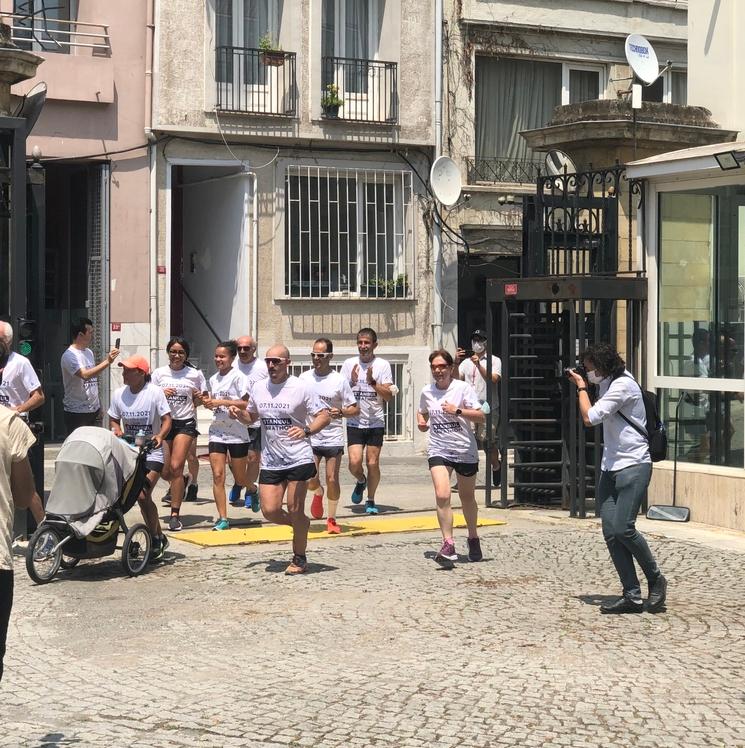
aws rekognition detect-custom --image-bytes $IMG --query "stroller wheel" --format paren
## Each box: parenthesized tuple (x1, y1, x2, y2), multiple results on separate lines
(26, 526, 63, 584)
(122, 523, 152, 576)
(61, 556, 80, 570)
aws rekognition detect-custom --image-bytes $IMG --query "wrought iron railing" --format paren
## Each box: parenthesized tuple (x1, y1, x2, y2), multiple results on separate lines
(216, 46, 297, 117)
(3, 13, 110, 54)
(321, 56, 397, 124)
(466, 156, 545, 184)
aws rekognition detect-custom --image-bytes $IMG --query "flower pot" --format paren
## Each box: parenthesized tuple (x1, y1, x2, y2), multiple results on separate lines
(260, 50, 285, 67)
(322, 103, 341, 119)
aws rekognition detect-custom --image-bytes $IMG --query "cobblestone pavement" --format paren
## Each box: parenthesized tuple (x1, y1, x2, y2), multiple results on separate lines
(3, 514, 745, 748)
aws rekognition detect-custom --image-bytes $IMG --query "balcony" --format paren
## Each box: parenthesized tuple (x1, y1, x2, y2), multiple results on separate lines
(216, 46, 297, 117)
(321, 56, 397, 124)
(466, 156, 545, 185)
(5, 13, 110, 55)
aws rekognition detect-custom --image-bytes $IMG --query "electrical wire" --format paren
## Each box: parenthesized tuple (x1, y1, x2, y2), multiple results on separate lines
(37, 141, 154, 162)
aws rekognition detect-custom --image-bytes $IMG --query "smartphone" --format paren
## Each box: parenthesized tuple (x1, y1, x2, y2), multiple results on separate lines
(115, 337, 121, 349)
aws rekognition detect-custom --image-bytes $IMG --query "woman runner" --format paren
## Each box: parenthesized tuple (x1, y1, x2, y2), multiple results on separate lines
(152, 337, 208, 532)
(417, 349, 485, 569)
(203, 341, 249, 531)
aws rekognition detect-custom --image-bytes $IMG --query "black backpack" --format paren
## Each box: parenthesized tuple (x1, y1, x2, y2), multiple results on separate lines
(615, 373, 668, 462)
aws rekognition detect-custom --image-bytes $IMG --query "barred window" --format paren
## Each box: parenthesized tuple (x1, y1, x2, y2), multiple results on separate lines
(285, 165, 413, 299)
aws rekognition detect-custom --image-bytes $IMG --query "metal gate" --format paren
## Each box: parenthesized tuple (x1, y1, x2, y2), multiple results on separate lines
(483, 165, 647, 517)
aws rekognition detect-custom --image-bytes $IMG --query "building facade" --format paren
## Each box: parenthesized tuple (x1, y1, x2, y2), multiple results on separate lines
(152, 0, 436, 451)
(5, 0, 152, 439)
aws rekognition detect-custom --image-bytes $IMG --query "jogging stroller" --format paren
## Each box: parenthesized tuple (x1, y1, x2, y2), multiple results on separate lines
(26, 427, 156, 584)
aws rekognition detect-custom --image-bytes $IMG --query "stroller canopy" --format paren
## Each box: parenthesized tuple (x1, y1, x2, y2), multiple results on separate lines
(46, 427, 139, 520)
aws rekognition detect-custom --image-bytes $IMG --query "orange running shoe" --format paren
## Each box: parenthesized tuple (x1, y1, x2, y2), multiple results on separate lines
(310, 493, 324, 519)
(285, 554, 308, 575)
(326, 517, 341, 534)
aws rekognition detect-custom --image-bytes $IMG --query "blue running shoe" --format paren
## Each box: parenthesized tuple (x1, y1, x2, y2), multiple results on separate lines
(245, 487, 260, 513)
(229, 484, 243, 507)
(351, 478, 366, 504)
(212, 517, 230, 531)
(365, 500, 379, 515)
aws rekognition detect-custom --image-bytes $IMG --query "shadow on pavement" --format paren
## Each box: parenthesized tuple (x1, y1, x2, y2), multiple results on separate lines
(33, 733, 82, 747)
(576, 593, 619, 607)
(347, 503, 400, 515)
(262, 558, 339, 575)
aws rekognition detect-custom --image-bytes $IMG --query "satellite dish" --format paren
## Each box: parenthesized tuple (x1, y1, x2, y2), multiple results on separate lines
(430, 156, 462, 207)
(625, 34, 659, 85)
(545, 150, 577, 176)
(14, 82, 47, 136)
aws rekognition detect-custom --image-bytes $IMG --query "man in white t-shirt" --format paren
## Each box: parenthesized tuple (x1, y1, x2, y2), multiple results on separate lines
(0, 405, 36, 682)
(456, 329, 502, 486)
(241, 344, 329, 575)
(0, 322, 45, 524)
(230, 335, 269, 509)
(299, 337, 359, 534)
(60, 317, 119, 435)
(340, 328, 394, 515)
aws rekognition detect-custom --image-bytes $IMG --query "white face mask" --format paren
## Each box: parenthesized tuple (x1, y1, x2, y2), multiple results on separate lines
(471, 340, 485, 354)
(587, 370, 604, 385)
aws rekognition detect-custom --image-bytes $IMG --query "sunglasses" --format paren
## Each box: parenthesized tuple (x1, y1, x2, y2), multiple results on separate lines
(310, 352, 332, 358)
(237, 346, 254, 352)
(264, 357, 288, 366)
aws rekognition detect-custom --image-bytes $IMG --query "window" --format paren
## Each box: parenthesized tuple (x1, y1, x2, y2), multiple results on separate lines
(14, 0, 73, 54)
(475, 57, 604, 164)
(288, 360, 409, 439)
(671, 71, 687, 105)
(284, 165, 413, 299)
(641, 70, 687, 104)
(656, 185, 745, 468)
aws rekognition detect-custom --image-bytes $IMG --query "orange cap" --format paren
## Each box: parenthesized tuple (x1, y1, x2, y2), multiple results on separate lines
(118, 355, 150, 375)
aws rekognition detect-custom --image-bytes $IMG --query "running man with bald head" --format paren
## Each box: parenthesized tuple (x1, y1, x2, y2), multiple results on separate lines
(230, 334, 268, 510)
(237, 345, 330, 574)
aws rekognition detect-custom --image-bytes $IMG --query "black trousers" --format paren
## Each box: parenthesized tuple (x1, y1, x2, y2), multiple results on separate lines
(0, 569, 13, 682)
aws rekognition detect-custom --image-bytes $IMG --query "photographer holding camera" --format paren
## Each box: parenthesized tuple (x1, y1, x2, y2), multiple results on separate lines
(567, 343, 667, 614)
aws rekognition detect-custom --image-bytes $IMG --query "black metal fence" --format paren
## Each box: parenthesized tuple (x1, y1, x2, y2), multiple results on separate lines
(216, 46, 297, 116)
(321, 56, 398, 124)
(466, 156, 544, 184)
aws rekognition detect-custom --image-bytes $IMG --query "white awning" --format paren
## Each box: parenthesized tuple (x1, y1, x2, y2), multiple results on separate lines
(626, 140, 745, 180)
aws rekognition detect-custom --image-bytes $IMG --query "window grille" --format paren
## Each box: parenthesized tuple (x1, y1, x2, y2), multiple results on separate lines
(285, 165, 413, 299)
(288, 360, 408, 439)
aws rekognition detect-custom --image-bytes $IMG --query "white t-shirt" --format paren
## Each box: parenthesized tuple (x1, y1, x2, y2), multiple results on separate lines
(152, 365, 207, 421)
(208, 368, 249, 444)
(0, 407, 36, 570)
(61, 346, 99, 413)
(459, 354, 501, 404)
(0, 352, 41, 410)
(340, 356, 393, 429)
(235, 357, 269, 388)
(108, 383, 171, 464)
(587, 371, 651, 471)
(299, 369, 356, 448)
(419, 379, 481, 463)
(248, 375, 326, 470)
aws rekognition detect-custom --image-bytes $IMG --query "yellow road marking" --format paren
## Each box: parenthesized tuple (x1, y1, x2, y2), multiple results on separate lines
(173, 514, 506, 547)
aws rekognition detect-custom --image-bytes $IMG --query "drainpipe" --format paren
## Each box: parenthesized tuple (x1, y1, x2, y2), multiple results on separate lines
(146, 0, 158, 365)
(249, 171, 258, 338)
(432, 0, 444, 348)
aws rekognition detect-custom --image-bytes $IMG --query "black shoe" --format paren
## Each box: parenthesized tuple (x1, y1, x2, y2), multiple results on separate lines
(492, 470, 501, 488)
(185, 482, 198, 502)
(600, 596, 643, 614)
(647, 574, 667, 613)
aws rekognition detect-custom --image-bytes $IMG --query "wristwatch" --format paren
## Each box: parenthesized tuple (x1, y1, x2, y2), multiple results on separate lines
(303, 426, 312, 437)
(455, 408, 463, 416)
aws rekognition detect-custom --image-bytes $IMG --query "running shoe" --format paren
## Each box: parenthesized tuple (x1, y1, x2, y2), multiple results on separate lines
(168, 515, 183, 532)
(161, 489, 172, 506)
(185, 482, 198, 502)
(351, 477, 366, 504)
(212, 517, 230, 531)
(310, 493, 324, 520)
(244, 487, 260, 513)
(467, 536, 483, 562)
(435, 539, 458, 568)
(150, 534, 170, 563)
(364, 500, 379, 515)
(326, 517, 341, 534)
(285, 554, 308, 575)
(229, 484, 244, 506)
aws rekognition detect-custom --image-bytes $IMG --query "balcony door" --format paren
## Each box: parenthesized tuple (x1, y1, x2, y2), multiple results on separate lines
(215, 0, 285, 113)
(322, 0, 388, 121)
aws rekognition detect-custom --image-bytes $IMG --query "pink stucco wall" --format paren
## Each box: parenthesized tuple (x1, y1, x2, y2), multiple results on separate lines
(6, 0, 152, 322)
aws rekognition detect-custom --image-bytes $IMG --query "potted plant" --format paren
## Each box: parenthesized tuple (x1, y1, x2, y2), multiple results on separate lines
(321, 83, 343, 118)
(366, 274, 409, 298)
(259, 33, 284, 66)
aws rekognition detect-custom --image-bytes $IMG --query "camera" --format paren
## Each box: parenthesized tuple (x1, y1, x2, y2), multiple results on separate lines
(565, 365, 587, 378)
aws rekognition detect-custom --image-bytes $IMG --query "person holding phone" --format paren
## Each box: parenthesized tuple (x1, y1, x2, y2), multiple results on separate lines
(152, 337, 208, 532)
(61, 318, 119, 435)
